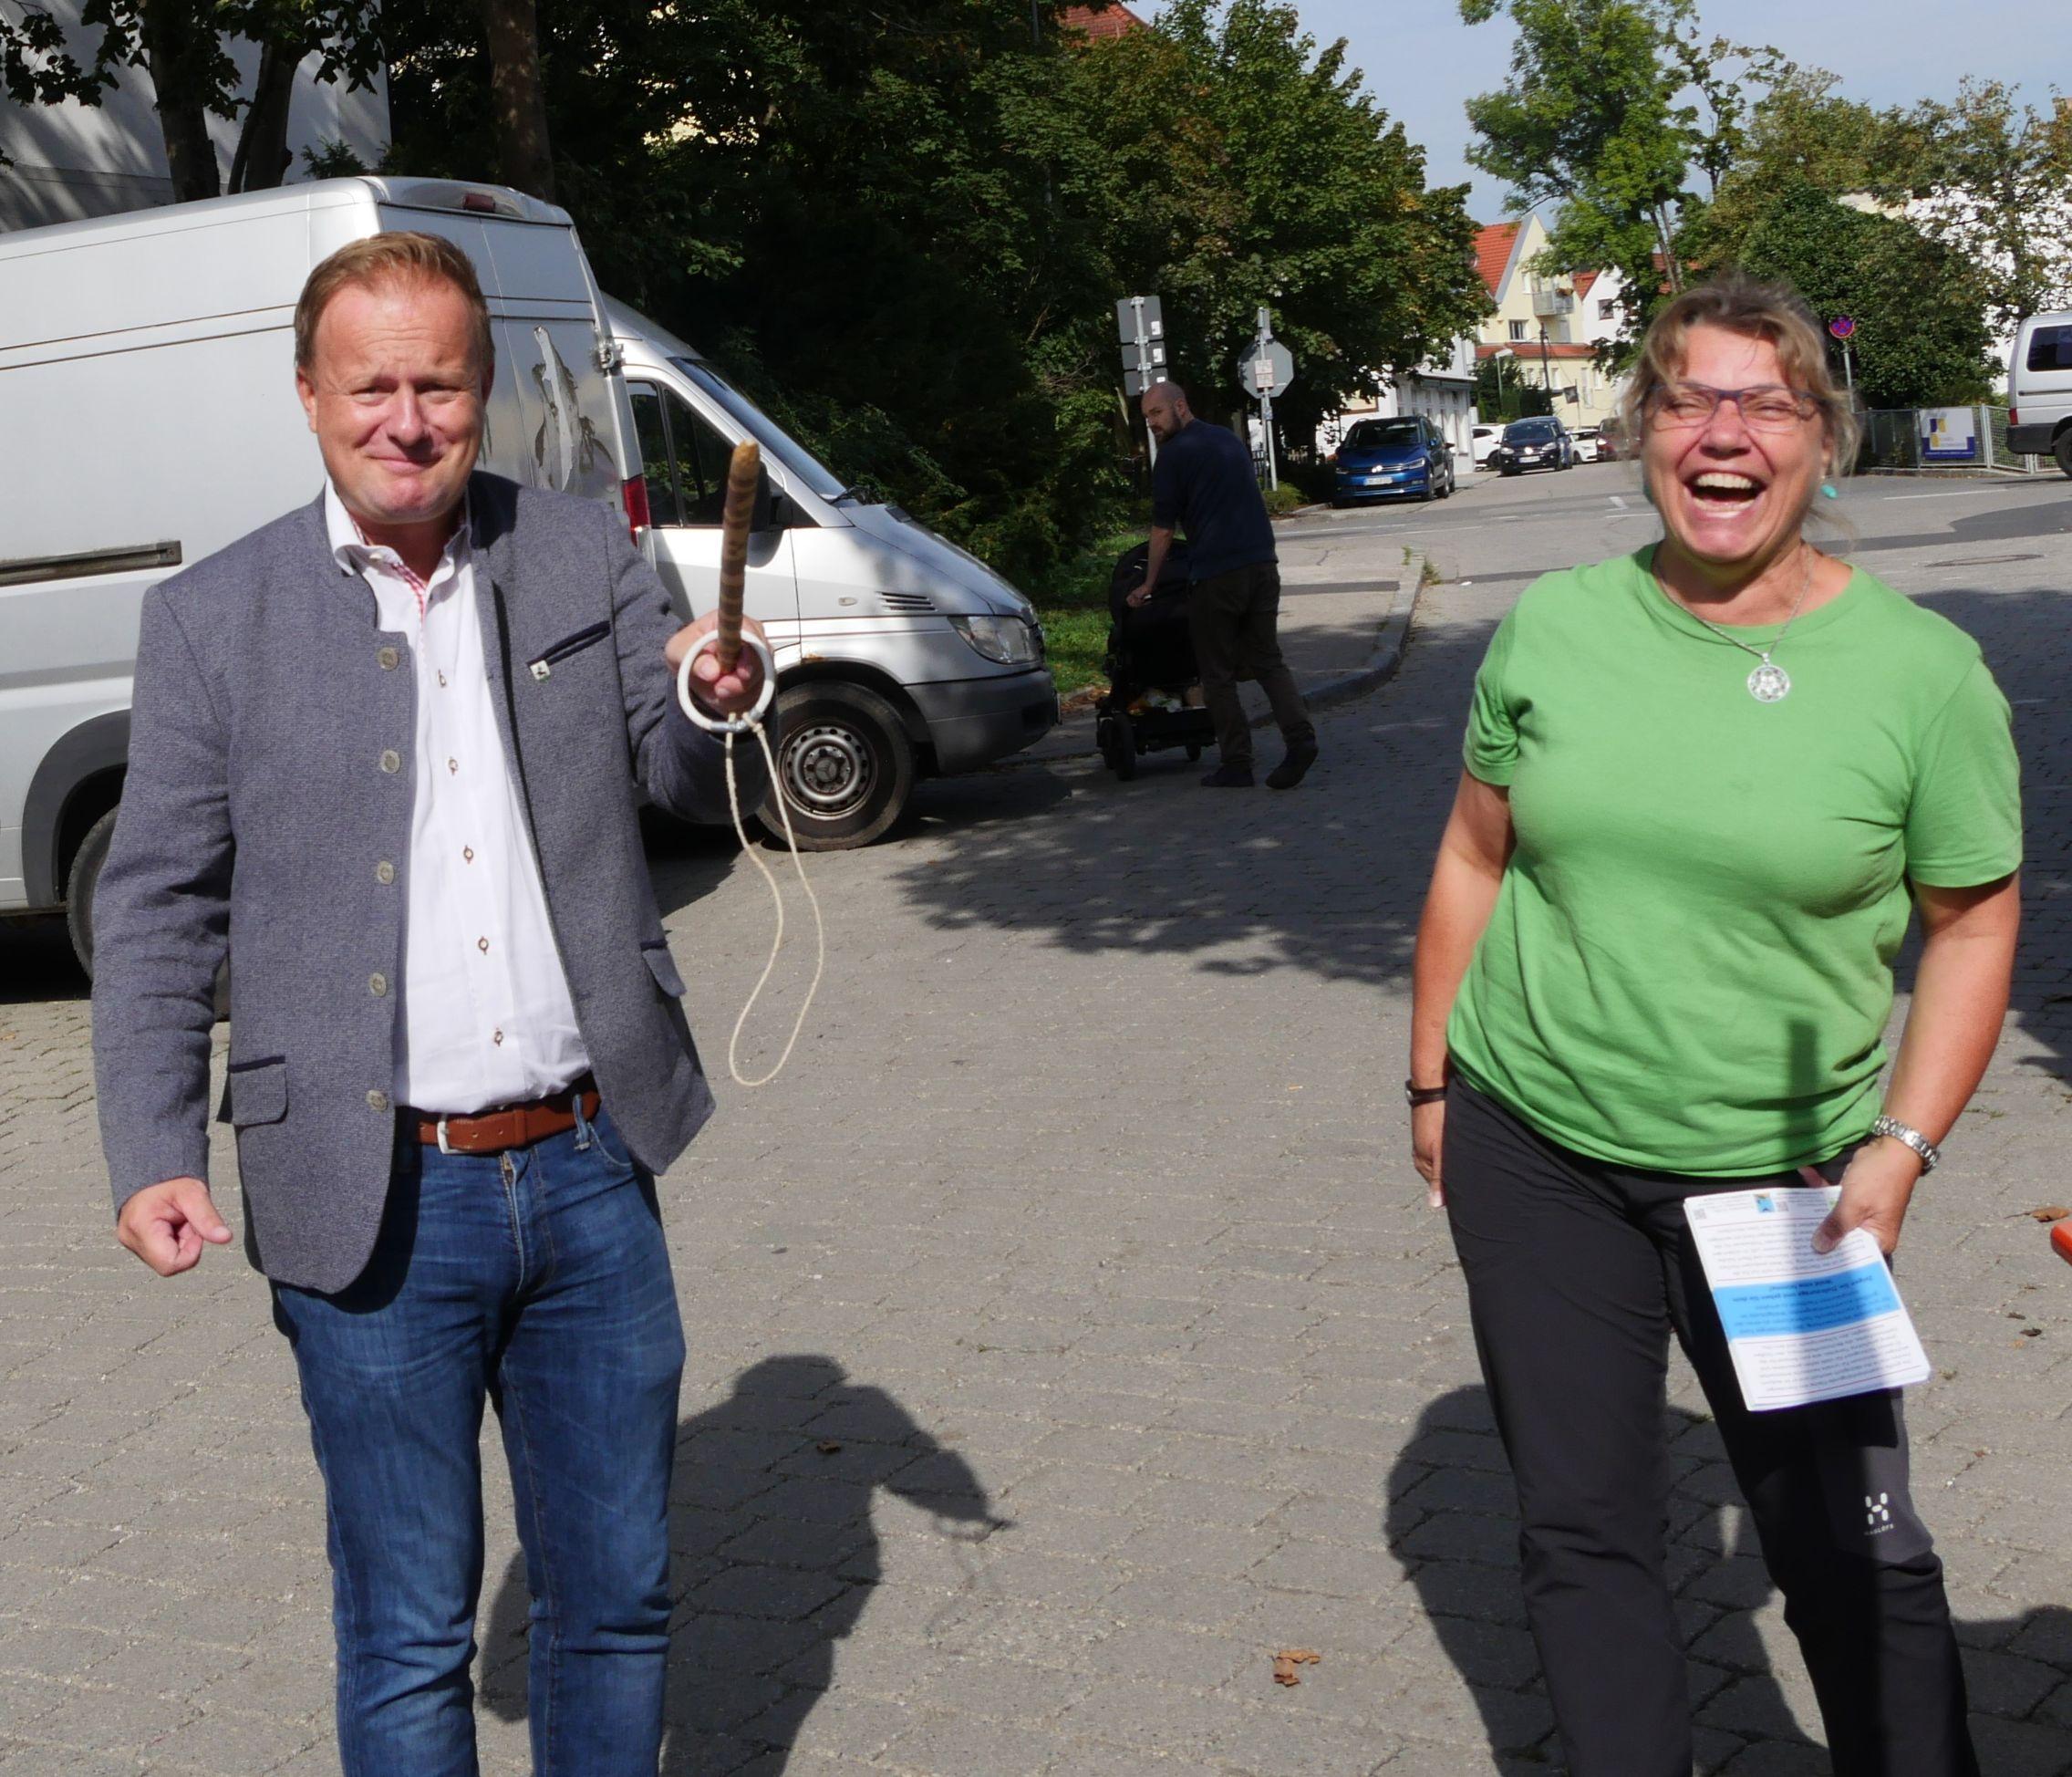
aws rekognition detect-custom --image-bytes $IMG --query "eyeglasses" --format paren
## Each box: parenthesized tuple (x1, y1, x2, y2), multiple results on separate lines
(1646, 383, 1819, 431)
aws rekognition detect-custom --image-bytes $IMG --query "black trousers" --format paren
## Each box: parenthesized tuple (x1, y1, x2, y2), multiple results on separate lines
(1186, 562, 1314, 767)
(1442, 1078, 1977, 1777)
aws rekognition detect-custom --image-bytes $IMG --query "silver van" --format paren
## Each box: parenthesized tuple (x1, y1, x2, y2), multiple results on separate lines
(606, 299, 1058, 848)
(2008, 311, 2072, 476)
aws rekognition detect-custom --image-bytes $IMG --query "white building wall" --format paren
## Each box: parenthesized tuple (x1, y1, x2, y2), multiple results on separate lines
(0, 1, 389, 232)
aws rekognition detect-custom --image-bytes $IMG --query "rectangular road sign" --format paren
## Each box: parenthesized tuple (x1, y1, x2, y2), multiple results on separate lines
(1122, 339, 1167, 372)
(1115, 295, 1165, 344)
(1124, 368, 1170, 397)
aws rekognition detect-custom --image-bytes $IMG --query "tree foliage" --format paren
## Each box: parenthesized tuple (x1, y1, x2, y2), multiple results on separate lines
(1, 1, 382, 197)
(379, 0, 1485, 577)
(1739, 184, 1994, 408)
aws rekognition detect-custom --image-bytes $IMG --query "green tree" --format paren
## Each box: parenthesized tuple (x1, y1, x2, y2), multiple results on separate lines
(1070, 0, 1488, 456)
(1895, 79, 2072, 327)
(1739, 184, 1994, 409)
(0, 1, 382, 199)
(1694, 67, 1893, 265)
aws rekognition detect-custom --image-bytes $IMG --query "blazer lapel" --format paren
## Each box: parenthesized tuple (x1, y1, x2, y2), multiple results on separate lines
(469, 473, 547, 852)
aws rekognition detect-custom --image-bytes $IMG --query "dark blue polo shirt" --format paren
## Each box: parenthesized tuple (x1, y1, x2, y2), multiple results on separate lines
(1150, 420, 1276, 583)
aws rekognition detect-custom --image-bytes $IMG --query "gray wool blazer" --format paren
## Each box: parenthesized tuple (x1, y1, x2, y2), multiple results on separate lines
(91, 472, 768, 1294)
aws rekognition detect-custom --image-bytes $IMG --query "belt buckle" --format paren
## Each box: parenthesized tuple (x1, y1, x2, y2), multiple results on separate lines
(436, 1114, 454, 1157)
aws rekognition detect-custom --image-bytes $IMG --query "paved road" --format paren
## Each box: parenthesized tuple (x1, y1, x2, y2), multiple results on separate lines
(2, 467, 2068, 1774)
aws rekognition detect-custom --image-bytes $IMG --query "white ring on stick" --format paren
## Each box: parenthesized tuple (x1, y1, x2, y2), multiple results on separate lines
(675, 629, 776, 734)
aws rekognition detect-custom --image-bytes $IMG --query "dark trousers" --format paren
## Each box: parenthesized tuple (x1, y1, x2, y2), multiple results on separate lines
(1186, 561, 1314, 767)
(272, 1101, 685, 1777)
(1442, 1078, 1977, 1777)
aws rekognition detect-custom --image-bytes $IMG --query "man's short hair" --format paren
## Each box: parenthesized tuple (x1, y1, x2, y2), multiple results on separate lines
(295, 232, 493, 375)
(1145, 379, 1188, 407)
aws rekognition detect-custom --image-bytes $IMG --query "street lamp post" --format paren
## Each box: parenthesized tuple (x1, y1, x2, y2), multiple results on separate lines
(1537, 324, 1554, 415)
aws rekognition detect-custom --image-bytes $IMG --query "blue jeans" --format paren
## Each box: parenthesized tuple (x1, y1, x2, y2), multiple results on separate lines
(271, 1100, 685, 1777)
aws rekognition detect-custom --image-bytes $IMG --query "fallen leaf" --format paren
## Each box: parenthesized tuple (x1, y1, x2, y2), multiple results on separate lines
(2025, 1207, 2070, 1222)
(816, 1440, 844, 1455)
(1272, 1647, 1321, 1686)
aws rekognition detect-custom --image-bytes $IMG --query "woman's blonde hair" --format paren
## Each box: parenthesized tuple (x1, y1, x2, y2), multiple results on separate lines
(1619, 272, 1858, 481)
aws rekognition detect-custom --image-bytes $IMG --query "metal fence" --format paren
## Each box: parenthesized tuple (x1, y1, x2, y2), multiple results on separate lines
(1856, 405, 2051, 475)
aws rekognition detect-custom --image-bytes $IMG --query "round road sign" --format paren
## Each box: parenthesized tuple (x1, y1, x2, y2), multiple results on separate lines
(1829, 317, 1856, 340)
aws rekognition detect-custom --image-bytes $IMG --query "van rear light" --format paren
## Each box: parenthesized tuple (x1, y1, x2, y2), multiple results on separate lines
(622, 475, 652, 536)
(461, 192, 498, 213)
(2009, 406, 2019, 425)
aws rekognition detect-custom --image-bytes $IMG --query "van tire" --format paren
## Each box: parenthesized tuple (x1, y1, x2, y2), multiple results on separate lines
(759, 681, 914, 849)
(2055, 430, 2072, 479)
(64, 807, 119, 977)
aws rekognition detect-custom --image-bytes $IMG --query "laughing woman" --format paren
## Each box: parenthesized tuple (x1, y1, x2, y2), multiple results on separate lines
(1407, 275, 2021, 1777)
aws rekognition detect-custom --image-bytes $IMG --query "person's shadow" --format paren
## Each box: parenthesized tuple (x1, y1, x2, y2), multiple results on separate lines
(478, 1354, 1000, 1772)
(1389, 1384, 2072, 1772)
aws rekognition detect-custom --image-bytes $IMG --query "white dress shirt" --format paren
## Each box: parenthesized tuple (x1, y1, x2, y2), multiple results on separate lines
(326, 483, 592, 1113)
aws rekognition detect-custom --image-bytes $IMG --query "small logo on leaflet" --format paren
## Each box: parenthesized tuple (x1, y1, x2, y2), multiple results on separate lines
(1865, 1493, 1892, 1533)
(1754, 1194, 1777, 1213)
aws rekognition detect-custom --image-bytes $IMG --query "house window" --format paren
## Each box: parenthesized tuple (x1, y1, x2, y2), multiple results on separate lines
(1508, 319, 1528, 342)
(1598, 298, 1616, 321)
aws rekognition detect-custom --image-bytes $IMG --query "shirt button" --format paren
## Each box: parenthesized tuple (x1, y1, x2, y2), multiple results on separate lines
(369, 972, 388, 998)
(379, 749, 401, 774)
(448, 757, 459, 774)
(477, 936, 490, 953)
(375, 860, 395, 885)
(378, 646, 400, 670)
(367, 1088, 390, 1114)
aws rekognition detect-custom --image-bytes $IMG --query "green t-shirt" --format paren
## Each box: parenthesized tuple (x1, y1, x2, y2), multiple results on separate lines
(1447, 548, 2021, 1175)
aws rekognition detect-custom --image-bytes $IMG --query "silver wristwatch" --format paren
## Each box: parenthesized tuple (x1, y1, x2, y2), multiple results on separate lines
(1869, 1115, 1940, 1174)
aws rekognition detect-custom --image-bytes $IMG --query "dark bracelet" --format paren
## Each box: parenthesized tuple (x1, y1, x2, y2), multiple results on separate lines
(1404, 1079, 1449, 1107)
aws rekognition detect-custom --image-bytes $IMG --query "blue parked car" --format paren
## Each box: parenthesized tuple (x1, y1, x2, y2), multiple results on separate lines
(1331, 414, 1456, 506)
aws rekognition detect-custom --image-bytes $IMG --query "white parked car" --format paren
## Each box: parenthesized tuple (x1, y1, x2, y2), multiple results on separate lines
(2008, 311, 2072, 476)
(1470, 424, 1502, 468)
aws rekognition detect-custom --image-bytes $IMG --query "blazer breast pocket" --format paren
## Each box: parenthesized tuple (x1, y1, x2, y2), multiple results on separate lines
(526, 620, 612, 682)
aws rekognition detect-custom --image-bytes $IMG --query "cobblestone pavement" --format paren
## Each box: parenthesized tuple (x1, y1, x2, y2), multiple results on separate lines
(2, 471, 2069, 1774)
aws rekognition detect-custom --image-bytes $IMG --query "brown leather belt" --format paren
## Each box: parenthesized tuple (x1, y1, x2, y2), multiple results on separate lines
(411, 1075, 600, 1156)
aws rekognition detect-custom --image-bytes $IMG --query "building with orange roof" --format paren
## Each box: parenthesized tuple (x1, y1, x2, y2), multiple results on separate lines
(1469, 212, 1628, 434)
(1058, 3, 1148, 40)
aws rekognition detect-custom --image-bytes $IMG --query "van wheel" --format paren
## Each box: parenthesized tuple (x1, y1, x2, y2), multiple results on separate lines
(64, 808, 119, 977)
(758, 681, 914, 849)
(2055, 431, 2072, 478)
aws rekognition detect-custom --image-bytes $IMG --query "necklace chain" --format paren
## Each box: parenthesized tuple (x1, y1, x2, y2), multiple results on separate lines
(1652, 546, 1815, 702)
(1652, 544, 1815, 662)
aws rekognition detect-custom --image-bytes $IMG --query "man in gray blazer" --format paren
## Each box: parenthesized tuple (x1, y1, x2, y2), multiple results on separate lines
(92, 232, 769, 1776)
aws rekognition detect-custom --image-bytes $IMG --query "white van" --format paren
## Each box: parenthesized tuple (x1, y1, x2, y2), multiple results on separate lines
(0, 177, 643, 971)
(2008, 311, 2072, 476)
(0, 180, 1058, 972)
(605, 299, 1057, 849)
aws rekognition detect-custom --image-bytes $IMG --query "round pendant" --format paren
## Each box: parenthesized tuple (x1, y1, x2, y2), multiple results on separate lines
(1747, 661, 1791, 703)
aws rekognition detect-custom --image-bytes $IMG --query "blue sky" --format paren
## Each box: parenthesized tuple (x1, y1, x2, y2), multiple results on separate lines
(1142, 1, 2067, 224)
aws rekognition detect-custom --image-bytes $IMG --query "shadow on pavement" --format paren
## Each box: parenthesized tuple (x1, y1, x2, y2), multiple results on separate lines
(0, 915, 89, 1005)
(1913, 586, 2072, 1089)
(884, 610, 1503, 989)
(478, 1353, 1001, 1773)
(1390, 1384, 2072, 1773)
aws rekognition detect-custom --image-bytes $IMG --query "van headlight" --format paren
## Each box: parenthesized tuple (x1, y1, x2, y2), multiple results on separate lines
(949, 614, 1041, 666)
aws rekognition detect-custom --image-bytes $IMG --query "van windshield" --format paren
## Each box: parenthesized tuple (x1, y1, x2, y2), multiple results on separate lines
(672, 358, 847, 502)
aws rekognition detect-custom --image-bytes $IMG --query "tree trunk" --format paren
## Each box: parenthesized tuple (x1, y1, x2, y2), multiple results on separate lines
(142, 0, 222, 203)
(474, 0, 554, 201)
(229, 39, 297, 193)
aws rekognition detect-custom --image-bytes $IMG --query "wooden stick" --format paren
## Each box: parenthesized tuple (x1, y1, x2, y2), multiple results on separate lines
(715, 440, 761, 672)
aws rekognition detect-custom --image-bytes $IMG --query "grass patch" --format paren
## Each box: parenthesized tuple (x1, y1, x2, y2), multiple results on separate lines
(1024, 521, 1146, 698)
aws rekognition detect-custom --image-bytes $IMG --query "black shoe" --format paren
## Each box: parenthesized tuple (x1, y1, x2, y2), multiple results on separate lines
(1266, 743, 1319, 790)
(1200, 764, 1254, 787)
